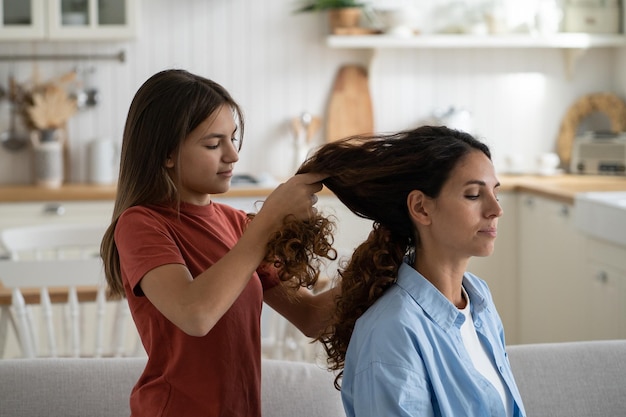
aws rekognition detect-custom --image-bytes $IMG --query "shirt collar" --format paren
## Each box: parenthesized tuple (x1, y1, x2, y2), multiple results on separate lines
(395, 260, 488, 330)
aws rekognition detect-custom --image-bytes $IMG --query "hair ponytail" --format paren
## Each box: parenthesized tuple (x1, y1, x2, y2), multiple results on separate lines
(318, 223, 408, 388)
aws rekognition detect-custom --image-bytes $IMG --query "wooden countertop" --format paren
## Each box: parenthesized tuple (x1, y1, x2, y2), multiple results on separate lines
(1, 175, 626, 204)
(500, 174, 626, 204)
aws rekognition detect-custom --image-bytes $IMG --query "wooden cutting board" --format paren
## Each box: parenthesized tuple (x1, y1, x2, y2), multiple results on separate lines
(326, 65, 374, 142)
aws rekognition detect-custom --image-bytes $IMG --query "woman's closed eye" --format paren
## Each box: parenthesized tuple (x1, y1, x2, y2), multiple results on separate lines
(464, 193, 500, 201)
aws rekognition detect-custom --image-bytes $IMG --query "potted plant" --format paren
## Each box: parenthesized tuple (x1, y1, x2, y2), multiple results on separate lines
(294, 0, 366, 33)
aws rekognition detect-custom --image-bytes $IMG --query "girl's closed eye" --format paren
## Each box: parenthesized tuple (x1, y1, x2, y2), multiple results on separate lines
(203, 139, 220, 150)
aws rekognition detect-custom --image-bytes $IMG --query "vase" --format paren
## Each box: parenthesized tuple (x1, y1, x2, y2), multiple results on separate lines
(31, 129, 64, 188)
(328, 8, 362, 33)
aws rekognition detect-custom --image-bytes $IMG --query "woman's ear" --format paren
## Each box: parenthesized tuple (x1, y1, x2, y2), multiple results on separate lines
(407, 190, 432, 225)
(165, 155, 175, 169)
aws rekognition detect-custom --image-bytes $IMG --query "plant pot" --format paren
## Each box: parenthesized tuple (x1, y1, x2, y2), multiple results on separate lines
(328, 7, 362, 32)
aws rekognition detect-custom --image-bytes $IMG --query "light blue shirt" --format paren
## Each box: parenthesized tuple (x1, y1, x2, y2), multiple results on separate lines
(341, 262, 526, 417)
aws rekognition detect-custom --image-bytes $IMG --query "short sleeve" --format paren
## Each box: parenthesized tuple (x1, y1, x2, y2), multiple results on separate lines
(115, 207, 185, 296)
(256, 261, 281, 291)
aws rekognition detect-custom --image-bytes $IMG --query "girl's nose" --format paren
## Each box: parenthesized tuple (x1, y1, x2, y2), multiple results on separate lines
(224, 141, 240, 163)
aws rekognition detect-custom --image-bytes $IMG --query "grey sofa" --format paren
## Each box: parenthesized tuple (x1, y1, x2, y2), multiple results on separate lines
(0, 340, 625, 417)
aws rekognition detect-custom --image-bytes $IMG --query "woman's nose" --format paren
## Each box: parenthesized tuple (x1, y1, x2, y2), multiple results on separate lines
(488, 195, 503, 218)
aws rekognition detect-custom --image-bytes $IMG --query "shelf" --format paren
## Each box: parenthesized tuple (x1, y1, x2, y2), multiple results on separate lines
(327, 33, 626, 79)
(327, 33, 626, 49)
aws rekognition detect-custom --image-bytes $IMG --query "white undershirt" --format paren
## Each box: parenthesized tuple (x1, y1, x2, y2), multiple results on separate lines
(459, 286, 513, 417)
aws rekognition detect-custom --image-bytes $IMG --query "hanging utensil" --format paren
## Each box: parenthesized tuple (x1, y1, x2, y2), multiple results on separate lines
(0, 76, 29, 152)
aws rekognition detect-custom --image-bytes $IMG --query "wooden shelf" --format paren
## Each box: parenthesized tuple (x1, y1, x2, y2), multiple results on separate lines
(327, 33, 626, 49)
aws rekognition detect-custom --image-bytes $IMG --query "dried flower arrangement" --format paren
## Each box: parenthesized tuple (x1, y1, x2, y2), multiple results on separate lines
(16, 71, 78, 131)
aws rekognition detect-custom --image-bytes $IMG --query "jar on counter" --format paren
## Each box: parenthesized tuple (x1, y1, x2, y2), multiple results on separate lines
(31, 128, 64, 188)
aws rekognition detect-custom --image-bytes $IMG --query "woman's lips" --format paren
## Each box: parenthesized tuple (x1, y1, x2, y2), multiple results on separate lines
(479, 227, 497, 238)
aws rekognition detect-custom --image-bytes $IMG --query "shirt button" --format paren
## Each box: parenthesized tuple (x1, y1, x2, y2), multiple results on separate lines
(474, 320, 482, 328)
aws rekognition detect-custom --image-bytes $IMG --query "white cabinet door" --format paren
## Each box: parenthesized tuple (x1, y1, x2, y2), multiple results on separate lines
(47, 0, 138, 40)
(0, 0, 137, 41)
(582, 238, 626, 340)
(467, 192, 519, 344)
(517, 194, 587, 343)
(0, 0, 46, 40)
(0, 201, 114, 255)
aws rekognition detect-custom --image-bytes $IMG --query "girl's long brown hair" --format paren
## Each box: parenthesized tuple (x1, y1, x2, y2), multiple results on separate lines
(295, 126, 491, 388)
(102, 69, 336, 298)
(101, 70, 245, 298)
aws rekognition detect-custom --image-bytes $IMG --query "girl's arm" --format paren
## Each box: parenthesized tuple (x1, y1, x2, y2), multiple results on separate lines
(264, 284, 340, 338)
(138, 173, 325, 337)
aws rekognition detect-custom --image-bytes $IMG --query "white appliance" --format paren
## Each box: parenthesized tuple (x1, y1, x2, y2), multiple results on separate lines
(570, 132, 626, 175)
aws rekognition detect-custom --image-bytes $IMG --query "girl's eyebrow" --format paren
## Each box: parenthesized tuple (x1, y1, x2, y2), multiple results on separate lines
(204, 126, 237, 139)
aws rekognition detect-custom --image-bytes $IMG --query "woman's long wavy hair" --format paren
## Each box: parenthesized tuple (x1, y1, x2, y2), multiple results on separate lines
(101, 69, 245, 298)
(296, 125, 491, 388)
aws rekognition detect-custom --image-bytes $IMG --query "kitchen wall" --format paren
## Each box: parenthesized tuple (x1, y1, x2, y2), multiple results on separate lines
(0, 0, 622, 184)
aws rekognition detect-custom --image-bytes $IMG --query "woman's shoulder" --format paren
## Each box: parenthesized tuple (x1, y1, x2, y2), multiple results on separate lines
(355, 285, 418, 337)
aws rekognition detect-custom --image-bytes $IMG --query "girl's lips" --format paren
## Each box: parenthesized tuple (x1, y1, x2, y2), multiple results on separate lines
(218, 170, 233, 177)
(479, 227, 497, 237)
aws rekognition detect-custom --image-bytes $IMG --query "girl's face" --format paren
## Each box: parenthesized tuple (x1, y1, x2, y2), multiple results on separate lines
(167, 105, 239, 205)
(417, 150, 502, 260)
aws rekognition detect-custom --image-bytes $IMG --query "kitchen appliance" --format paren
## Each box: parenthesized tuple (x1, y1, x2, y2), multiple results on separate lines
(570, 132, 626, 175)
(563, 0, 620, 34)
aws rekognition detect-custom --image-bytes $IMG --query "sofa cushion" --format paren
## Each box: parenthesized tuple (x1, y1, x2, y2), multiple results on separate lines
(0, 357, 142, 417)
(0, 357, 344, 417)
(507, 340, 626, 417)
(262, 359, 344, 417)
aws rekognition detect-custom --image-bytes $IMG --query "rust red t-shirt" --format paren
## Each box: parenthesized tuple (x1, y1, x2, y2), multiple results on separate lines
(115, 201, 279, 417)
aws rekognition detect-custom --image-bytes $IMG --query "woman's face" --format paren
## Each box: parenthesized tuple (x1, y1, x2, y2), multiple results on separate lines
(417, 150, 502, 260)
(167, 105, 239, 205)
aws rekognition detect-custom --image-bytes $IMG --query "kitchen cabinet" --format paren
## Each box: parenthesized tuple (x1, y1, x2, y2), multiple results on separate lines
(0, 201, 113, 254)
(580, 238, 626, 340)
(467, 192, 519, 344)
(517, 193, 587, 343)
(0, 0, 138, 41)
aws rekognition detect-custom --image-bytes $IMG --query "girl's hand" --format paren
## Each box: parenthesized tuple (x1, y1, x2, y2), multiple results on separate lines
(259, 173, 326, 224)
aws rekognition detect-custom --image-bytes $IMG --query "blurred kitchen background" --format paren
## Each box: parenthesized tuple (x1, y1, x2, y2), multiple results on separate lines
(0, 0, 624, 184)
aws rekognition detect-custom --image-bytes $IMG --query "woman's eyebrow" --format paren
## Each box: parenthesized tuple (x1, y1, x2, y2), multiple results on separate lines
(463, 180, 501, 188)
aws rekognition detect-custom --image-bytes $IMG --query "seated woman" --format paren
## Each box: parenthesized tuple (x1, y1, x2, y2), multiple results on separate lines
(297, 126, 526, 417)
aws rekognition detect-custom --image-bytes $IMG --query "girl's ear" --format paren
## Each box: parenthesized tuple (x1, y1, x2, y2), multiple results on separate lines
(407, 190, 432, 225)
(165, 155, 175, 168)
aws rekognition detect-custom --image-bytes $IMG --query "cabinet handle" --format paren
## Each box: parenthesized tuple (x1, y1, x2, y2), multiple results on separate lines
(524, 197, 534, 207)
(595, 270, 609, 284)
(42, 203, 66, 216)
(559, 205, 570, 217)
